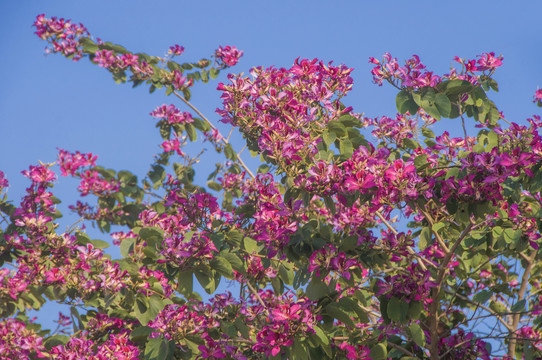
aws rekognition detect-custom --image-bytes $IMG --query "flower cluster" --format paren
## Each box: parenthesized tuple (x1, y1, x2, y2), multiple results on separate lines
(369, 53, 440, 88)
(376, 263, 436, 303)
(215, 45, 243, 67)
(0, 170, 8, 193)
(150, 104, 194, 124)
(33, 14, 89, 60)
(217, 58, 353, 170)
(0, 318, 45, 359)
(309, 244, 361, 281)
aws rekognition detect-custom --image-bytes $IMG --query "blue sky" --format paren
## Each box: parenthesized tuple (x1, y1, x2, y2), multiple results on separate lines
(1, 0, 541, 331)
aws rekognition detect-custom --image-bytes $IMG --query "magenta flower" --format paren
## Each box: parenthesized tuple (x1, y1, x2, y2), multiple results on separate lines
(215, 45, 243, 67)
(169, 44, 185, 56)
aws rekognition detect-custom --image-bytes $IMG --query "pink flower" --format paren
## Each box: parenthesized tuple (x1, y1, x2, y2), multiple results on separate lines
(169, 44, 185, 56)
(215, 45, 243, 67)
(0, 170, 8, 191)
(476, 52, 503, 71)
(21, 164, 56, 183)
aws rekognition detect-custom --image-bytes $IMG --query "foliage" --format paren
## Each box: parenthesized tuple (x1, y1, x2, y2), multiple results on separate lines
(1, 13, 542, 359)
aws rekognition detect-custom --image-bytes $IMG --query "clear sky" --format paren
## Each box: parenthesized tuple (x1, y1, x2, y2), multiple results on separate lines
(1, 0, 541, 330)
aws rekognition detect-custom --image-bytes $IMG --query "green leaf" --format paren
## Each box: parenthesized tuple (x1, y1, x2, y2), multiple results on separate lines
(144, 336, 174, 360)
(414, 154, 429, 171)
(306, 278, 329, 301)
(210, 68, 220, 79)
(224, 144, 237, 160)
(322, 130, 336, 146)
(195, 269, 218, 294)
(339, 139, 353, 157)
(473, 289, 492, 304)
(243, 237, 259, 253)
(223, 252, 244, 272)
(421, 128, 435, 139)
(325, 303, 355, 327)
(99, 42, 129, 54)
(184, 123, 196, 141)
(387, 297, 408, 323)
(148, 165, 165, 189)
(339, 114, 362, 127)
(120, 238, 135, 257)
(435, 93, 452, 118)
(511, 299, 526, 313)
(313, 325, 329, 345)
(327, 121, 347, 138)
(438, 79, 473, 96)
(139, 227, 164, 248)
(210, 256, 234, 278)
(192, 117, 211, 132)
(79, 37, 99, 53)
(44, 334, 70, 349)
(408, 323, 425, 347)
(402, 138, 420, 150)
(130, 326, 153, 344)
(90, 239, 110, 249)
(207, 181, 222, 191)
(369, 343, 388, 360)
(396, 90, 419, 114)
(278, 264, 295, 285)
(419, 227, 431, 250)
(135, 295, 171, 326)
(177, 271, 193, 296)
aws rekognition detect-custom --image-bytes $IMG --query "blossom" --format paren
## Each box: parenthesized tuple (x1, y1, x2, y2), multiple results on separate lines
(169, 44, 185, 56)
(215, 45, 243, 67)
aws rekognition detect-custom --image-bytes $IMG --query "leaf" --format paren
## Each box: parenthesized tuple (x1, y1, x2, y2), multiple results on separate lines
(192, 117, 210, 132)
(325, 303, 355, 327)
(408, 323, 425, 347)
(243, 237, 259, 253)
(148, 165, 165, 189)
(434, 93, 451, 118)
(79, 37, 99, 53)
(278, 264, 295, 285)
(195, 269, 218, 294)
(421, 128, 435, 139)
(130, 326, 153, 344)
(322, 130, 336, 146)
(396, 90, 419, 114)
(177, 271, 193, 296)
(210, 256, 234, 278)
(313, 326, 329, 345)
(339, 114, 362, 127)
(339, 138, 353, 157)
(44, 335, 70, 349)
(90, 239, 110, 249)
(438, 79, 474, 96)
(327, 121, 347, 138)
(224, 144, 237, 160)
(223, 252, 244, 272)
(210, 68, 220, 79)
(473, 289, 492, 304)
(144, 336, 174, 360)
(185, 123, 197, 141)
(369, 343, 388, 360)
(207, 181, 222, 191)
(387, 297, 408, 323)
(511, 299, 526, 313)
(306, 278, 329, 301)
(134, 294, 171, 326)
(139, 227, 164, 248)
(419, 227, 431, 250)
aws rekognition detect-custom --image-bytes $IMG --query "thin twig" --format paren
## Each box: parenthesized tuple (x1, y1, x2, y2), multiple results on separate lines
(172, 90, 255, 179)
(245, 281, 267, 310)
